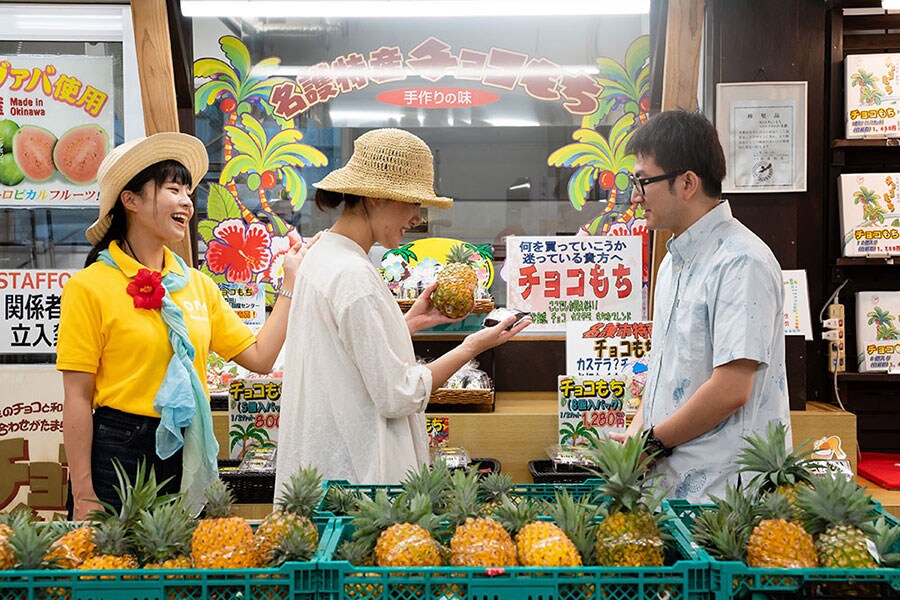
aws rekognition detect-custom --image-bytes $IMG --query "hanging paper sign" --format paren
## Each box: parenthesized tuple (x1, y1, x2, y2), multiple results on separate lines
(506, 236, 642, 332)
(782, 270, 813, 340)
(0, 270, 73, 353)
(426, 416, 450, 449)
(558, 375, 627, 447)
(219, 282, 266, 328)
(0, 55, 114, 206)
(227, 378, 281, 460)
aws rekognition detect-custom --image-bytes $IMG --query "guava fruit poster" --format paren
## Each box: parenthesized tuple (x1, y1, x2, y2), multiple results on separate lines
(0, 55, 114, 206)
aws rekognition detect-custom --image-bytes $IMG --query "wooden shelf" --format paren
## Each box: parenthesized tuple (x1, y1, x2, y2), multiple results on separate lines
(837, 372, 900, 382)
(835, 257, 898, 266)
(832, 138, 900, 148)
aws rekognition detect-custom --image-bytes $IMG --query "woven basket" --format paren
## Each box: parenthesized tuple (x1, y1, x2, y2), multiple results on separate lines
(218, 459, 275, 504)
(397, 298, 494, 314)
(430, 384, 494, 405)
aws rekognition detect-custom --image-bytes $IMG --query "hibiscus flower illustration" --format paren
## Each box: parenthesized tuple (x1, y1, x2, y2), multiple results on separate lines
(205, 219, 273, 283)
(265, 234, 291, 288)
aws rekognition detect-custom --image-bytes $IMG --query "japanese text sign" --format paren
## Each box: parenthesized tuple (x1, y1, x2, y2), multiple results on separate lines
(425, 416, 450, 449)
(227, 378, 282, 460)
(0, 55, 114, 206)
(506, 236, 642, 332)
(0, 270, 73, 353)
(566, 320, 651, 416)
(219, 282, 266, 328)
(558, 375, 627, 447)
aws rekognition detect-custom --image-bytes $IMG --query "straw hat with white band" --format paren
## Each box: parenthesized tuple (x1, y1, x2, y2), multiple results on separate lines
(85, 132, 209, 246)
(313, 128, 452, 209)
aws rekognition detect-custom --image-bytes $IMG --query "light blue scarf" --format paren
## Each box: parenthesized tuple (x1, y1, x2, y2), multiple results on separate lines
(98, 246, 219, 515)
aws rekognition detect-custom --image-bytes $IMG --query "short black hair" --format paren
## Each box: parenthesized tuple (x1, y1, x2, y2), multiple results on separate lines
(625, 108, 726, 198)
(314, 188, 363, 211)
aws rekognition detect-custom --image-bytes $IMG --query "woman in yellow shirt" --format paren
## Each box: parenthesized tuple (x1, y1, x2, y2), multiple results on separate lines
(57, 132, 314, 519)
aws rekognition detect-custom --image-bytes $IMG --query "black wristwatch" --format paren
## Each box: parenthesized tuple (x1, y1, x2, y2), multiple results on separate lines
(644, 426, 674, 458)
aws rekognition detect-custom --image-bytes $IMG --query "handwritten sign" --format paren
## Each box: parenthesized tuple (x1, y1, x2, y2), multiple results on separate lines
(227, 378, 282, 460)
(558, 375, 627, 447)
(506, 236, 642, 332)
(426, 416, 450, 449)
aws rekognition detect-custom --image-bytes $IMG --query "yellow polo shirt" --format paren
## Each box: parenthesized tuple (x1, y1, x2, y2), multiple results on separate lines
(56, 241, 256, 417)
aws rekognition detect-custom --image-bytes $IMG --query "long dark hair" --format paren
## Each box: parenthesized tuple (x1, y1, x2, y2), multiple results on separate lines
(85, 160, 192, 267)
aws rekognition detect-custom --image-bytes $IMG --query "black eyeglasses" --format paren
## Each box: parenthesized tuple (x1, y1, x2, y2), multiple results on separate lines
(627, 169, 687, 196)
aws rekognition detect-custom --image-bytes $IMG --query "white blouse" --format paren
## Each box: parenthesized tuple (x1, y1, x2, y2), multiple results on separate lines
(274, 231, 433, 489)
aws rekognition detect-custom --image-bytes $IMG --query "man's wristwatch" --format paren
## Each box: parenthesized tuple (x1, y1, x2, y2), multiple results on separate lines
(644, 426, 674, 458)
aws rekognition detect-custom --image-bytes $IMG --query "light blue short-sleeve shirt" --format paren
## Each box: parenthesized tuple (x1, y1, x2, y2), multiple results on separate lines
(643, 200, 791, 503)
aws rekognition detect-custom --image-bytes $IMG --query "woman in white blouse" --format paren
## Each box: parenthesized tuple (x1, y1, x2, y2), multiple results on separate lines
(275, 128, 530, 486)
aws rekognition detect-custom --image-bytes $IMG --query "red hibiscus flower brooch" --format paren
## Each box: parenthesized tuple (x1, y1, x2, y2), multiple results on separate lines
(127, 269, 165, 309)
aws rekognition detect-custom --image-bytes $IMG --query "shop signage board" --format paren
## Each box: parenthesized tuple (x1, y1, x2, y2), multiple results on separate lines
(227, 377, 281, 460)
(0, 269, 73, 353)
(506, 235, 642, 332)
(845, 53, 900, 139)
(557, 374, 627, 447)
(782, 270, 813, 340)
(838, 173, 900, 257)
(426, 416, 450, 449)
(0, 54, 114, 206)
(855, 291, 900, 373)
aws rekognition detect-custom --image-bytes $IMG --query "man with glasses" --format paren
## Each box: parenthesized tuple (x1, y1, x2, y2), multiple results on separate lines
(612, 109, 790, 503)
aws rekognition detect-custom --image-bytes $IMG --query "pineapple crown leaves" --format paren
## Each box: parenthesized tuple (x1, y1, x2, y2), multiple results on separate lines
(708, 482, 762, 531)
(691, 508, 751, 562)
(585, 433, 668, 516)
(269, 525, 317, 567)
(334, 538, 375, 566)
(550, 489, 600, 565)
(494, 495, 540, 536)
(323, 484, 363, 516)
(444, 468, 485, 528)
(869, 517, 900, 567)
(133, 500, 195, 565)
(8, 514, 63, 571)
(478, 472, 514, 505)
(276, 465, 325, 518)
(400, 459, 452, 512)
(445, 243, 476, 265)
(90, 518, 132, 558)
(350, 491, 439, 551)
(796, 474, 878, 536)
(201, 478, 237, 519)
(758, 489, 801, 522)
(735, 421, 818, 493)
(90, 459, 176, 528)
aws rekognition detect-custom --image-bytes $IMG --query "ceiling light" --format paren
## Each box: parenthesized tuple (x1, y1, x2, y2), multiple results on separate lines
(181, 0, 650, 18)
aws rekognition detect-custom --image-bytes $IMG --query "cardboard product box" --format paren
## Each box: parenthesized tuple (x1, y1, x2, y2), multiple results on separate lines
(845, 53, 900, 139)
(838, 173, 900, 256)
(856, 291, 900, 372)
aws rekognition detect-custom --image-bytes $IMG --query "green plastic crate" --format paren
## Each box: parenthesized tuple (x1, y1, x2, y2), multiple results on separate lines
(315, 478, 607, 518)
(316, 514, 712, 600)
(666, 498, 900, 599)
(0, 519, 336, 600)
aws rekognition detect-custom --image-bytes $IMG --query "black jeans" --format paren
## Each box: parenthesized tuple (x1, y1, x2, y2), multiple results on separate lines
(66, 407, 183, 518)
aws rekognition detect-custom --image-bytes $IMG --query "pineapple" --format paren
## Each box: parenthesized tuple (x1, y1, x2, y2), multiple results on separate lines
(46, 525, 97, 569)
(255, 466, 324, 565)
(351, 491, 442, 567)
(268, 525, 317, 568)
(432, 244, 478, 318)
(0, 521, 14, 570)
(8, 512, 63, 570)
(478, 472, 514, 516)
(869, 517, 900, 567)
(78, 519, 139, 570)
(746, 491, 818, 568)
(692, 483, 759, 563)
(496, 494, 581, 567)
(585, 434, 666, 567)
(796, 474, 878, 569)
(401, 459, 452, 513)
(736, 420, 818, 503)
(323, 483, 363, 516)
(445, 469, 516, 567)
(191, 479, 260, 569)
(92, 459, 177, 528)
(133, 501, 195, 569)
(334, 539, 384, 599)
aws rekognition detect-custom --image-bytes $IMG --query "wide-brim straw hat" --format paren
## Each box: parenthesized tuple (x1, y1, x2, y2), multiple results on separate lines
(85, 132, 209, 245)
(313, 128, 452, 209)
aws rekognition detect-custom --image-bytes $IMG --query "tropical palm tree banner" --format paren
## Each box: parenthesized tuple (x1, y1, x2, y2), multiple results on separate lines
(845, 53, 898, 138)
(857, 292, 900, 373)
(838, 173, 900, 257)
(227, 378, 282, 460)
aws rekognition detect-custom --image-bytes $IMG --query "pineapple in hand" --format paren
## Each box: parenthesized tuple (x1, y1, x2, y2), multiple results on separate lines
(432, 244, 478, 319)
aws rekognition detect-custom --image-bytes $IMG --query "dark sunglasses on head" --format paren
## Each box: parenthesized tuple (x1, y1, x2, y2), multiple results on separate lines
(627, 169, 688, 195)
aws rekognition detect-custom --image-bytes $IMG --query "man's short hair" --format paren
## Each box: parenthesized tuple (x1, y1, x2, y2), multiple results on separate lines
(625, 108, 726, 198)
